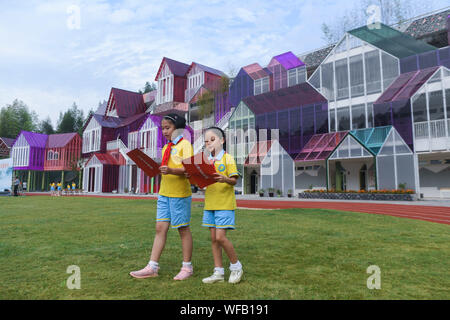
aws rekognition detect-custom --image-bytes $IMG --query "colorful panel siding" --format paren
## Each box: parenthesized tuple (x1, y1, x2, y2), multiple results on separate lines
(229, 68, 254, 107)
(295, 131, 348, 162)
(400, 47, 450, 73)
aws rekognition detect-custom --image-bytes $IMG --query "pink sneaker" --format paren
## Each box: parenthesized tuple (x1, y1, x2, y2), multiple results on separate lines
(173, 267, 193, 281)
(129, 265, 159, 279)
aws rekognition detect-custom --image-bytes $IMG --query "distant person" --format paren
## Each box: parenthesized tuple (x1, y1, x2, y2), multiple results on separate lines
(50, 182, 56, 196)
(22, 181, 27, 191)
(57, 181, 62, 196)
(13, 176, 20, 197)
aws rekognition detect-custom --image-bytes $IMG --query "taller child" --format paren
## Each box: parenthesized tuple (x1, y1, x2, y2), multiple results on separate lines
(130, 113, 194, 281)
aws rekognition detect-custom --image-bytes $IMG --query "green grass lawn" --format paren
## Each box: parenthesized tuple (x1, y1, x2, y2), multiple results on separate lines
(0, 196, 449, 300)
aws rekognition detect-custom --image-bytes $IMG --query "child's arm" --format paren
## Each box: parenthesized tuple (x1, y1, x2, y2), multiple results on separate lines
(213, 173, 238, 186)
(160, 166, 186, 176)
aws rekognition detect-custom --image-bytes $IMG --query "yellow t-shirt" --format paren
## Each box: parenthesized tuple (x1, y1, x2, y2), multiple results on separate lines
(158, 137, 193, 198)
(204, 152, 240, 210)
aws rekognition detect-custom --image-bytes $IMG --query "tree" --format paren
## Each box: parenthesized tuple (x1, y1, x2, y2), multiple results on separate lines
(39, 117, 55, 135)
(138, 82, 157, 94)
(56, 102, 84, 135)
(0, 99, 39, 138)
(321, 0, 431, 44)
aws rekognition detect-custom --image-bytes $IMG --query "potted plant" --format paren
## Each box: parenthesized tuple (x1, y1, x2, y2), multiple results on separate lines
(258, 189, 265, 197)
(276, 189, 282, 197)
(287, 189, 293, 198)
(268, 188, 275, 197)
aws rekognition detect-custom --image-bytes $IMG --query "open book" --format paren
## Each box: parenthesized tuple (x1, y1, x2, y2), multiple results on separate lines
(126, 149, 161, 178)
(182, 153, 218, 188)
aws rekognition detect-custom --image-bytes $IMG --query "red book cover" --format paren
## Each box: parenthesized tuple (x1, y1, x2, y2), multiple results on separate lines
(182, 153, 217, 188)
(127, 148, 161, 178)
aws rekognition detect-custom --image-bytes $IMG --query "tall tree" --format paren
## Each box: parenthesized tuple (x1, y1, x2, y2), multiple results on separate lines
(39, 117, 55, 135)
(56, 102, 84, 135)
(0, 99, 39, 138)
(321, 0, 431, 44)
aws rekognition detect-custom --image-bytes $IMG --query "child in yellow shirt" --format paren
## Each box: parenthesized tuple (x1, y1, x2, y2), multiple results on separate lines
(201, 127, 243, 284)
(130, 113, 194, 281)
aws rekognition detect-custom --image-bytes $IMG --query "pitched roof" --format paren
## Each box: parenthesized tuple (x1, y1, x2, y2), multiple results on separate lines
(242, 63, 270, 80)
(242, 82, 327, 115)
(109, 87, 146, 118)
(298, 45, 335, 70)
(88, 153, 120, 166)
(270, 51, 305, 70)
(0, 137, 15, 148)
(187, 62, 227, 77)
(374, 66, 439, 103)
(348, 23, 437, 59)
(14, 131, 48, 148)
(402, 8, 450, 40)
(155, 57, 190, 80)
(47, 133, 78, 148)
(295, 131, 348, 162)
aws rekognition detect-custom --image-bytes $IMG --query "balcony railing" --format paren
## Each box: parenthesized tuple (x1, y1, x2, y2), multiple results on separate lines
(414, 119, 448, 140)
(185, 86, 201, 103)
(106, 140, 119, 151)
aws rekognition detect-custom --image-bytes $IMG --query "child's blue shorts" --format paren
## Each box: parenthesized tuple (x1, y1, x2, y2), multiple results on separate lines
(50, 187, 55, 191)
(156, 195, 192, 229)
(202, 210, 235, 229)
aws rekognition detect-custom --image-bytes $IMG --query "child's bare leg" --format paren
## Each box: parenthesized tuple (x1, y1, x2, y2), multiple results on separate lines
(210, 228, 223, 267)
(178, 226, 193, 263)
(215, 229, 238, 264)
(150, 222, 170, 262)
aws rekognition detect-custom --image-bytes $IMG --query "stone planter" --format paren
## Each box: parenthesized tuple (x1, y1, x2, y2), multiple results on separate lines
(298, 192, 417, 201)
(259, 193, 264, 197)
(269, 193, 274, 197)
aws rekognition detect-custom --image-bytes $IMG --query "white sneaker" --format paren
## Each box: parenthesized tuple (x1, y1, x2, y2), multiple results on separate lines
(228, 268, 243, 284)
(202, 271, 225, 284)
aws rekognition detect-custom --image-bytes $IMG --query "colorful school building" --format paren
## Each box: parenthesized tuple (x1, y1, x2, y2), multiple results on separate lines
(8, 8, 450, 199)
(10, 131, 82, 191)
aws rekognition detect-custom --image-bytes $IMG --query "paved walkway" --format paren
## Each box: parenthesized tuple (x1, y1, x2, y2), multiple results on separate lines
(24, 192, 450, 225)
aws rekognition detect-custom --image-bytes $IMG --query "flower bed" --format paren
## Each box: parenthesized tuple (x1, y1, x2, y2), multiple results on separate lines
(299, 190, 417, 201)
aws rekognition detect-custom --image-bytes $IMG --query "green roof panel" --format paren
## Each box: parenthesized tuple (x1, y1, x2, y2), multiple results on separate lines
(348, 23, 437, 58)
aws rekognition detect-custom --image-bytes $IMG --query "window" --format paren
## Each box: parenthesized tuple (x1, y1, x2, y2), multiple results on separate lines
(288, 67, 307, 87)
(335, 58, 349, 100)
(382, 52, 399, 90)
(428, 90, 445, 121)
(412, 93, 427, 123)
(329, 109, 336, 132)
(309, 70, 320, 90)
(54, 152, 59, 160)
(365, 50, 381, 94)
(47, 150, 54, 160)
(337, 106, 350, 131)
(446, 89, 450, 121)
(350, 54, 364, 97)
(254, 77, 270, 95)
(351, 104, 366, 129)
(321, 63, 334, 101)
(367, 103, 374, 128)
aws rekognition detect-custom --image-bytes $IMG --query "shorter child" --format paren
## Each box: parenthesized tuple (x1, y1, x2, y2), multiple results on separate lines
(201, 127, 243, 284)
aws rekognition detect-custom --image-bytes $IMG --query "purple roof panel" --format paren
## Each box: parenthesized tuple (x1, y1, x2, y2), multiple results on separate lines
(189, 62, 226, 77)
(270, 51, 305, 70)
(243, 82, 327, 115)
(375, 66, 439, 103)
(243, 63, 269, 80)
(19, 131, 48, 148)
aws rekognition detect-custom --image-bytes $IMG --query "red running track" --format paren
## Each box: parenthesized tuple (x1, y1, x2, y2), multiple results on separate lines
(25, 193, 450, 225)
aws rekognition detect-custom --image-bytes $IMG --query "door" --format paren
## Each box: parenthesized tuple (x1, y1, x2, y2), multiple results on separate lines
(359, 164, 367, 191)
(131, 165, 137, 193)
(89, 167, 95, 192)
(250, 170, 258, 194)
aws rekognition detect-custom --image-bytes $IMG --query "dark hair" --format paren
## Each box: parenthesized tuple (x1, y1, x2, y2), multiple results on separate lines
(205, 126, 226, 151)
(162, 113, 186, 129)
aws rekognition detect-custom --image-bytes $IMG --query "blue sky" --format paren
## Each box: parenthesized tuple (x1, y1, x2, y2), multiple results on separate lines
(0, 0, 448, 126)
